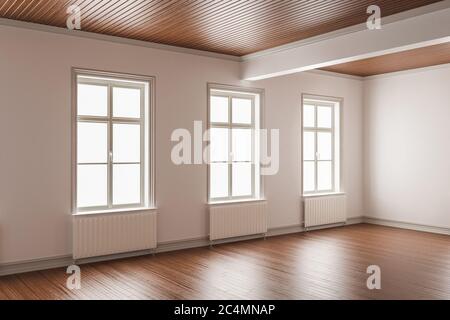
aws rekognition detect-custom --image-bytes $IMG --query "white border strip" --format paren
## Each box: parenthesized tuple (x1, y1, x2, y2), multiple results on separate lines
(363, 217, 450, 235)
(0, 18, 241, 62)
(363, 61, 450, 80)
(307, 56, 450, 81)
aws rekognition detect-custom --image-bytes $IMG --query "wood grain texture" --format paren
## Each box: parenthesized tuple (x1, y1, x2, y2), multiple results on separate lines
(1, 224, 450, 300)
(321, 42, 450, 76)
(0, 0, 442, 56)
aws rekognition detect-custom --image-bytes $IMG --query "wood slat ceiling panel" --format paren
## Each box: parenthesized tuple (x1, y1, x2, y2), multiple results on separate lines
(320, 42, 450, 77)
(0, 0, 443, 56)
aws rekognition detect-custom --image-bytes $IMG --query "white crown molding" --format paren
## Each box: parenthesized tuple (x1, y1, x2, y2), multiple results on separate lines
(309, 57, 450, 81)
(363, 61, 450, 80)
(0, 18, 241, 62)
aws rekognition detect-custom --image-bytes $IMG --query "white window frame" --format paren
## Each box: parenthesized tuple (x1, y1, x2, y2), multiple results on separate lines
(207, 84, 263, 203)
(72, 68, 155, 213)
(302, 94, 342, 195)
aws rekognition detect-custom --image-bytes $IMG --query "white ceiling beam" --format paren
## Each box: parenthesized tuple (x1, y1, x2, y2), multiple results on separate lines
(241, 3, 450, 80)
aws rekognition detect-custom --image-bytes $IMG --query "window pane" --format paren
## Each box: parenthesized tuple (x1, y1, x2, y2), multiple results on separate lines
(77, 122, 107, 163)
(303, 131, 315, 161)
(318, 161, 332, 191)
(210, 163, 228, 198)
(77, 84, 108, 116)
(210, 96, 228, 123)
(113, 164, 140, 205)
(77, 164, 107, 207)
(232, 163, 252, 197)
(232, 98, 252, 124)
(113, 87, 141, 118)
(210, 128, 229, 162)
(317, 106, 332, 128)
(317, 132, 332, 160)
(303, 104, 315, 127)
(113, 123, 140, 163)
(303, 161, 315, 192)
(232, 128, 252, 162)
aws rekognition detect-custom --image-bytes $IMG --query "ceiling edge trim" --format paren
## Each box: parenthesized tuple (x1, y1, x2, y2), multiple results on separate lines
(363, 61, 450, 80)
(0, 18, 242, 62)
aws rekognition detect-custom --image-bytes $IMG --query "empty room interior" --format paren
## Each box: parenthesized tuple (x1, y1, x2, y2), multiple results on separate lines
(1, 0, 450, 303)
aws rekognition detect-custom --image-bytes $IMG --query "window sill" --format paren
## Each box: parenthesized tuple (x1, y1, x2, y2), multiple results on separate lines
(73, 207, 157, 217)
(302, 192, 345, 198)
(209, 198, 266, 206)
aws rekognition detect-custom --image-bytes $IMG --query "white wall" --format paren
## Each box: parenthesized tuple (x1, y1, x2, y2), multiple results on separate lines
(363, 65, 450, 228)
(257, 72, 364, 229)
(0, 25, 364, 264)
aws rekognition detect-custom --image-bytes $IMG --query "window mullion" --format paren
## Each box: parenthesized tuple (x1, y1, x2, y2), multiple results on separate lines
(251, 97, 255, 198)
(140, 86, 145, 207)
(108, 84, 113, 209)
(331, 104, 335, 192)
(77, 162, 108, 166)
(111, 117, 141, 124)
(314, 104, 318, 193)
(314, 130, 318, 193)
(228, 96, 232, 200)
(77, 115, 109, 122)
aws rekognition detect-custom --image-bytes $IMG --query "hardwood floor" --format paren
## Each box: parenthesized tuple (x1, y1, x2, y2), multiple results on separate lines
(1, 224, 449, 300)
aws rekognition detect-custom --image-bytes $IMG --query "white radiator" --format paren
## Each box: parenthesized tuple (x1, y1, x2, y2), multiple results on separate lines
(304, 195, 346, 228)
(210, 201, 268, 241)
(73, 210, 157, 259)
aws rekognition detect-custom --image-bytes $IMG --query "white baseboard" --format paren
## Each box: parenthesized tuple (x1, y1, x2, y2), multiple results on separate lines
(267, 224, 303, 236)
(347, 216, 365, 225)
(1, 216, 448, 276)
(0, 255, 73, 277)
(265, 217, 362, 236)
(362, 216, 450, 235)
(0, 234, 268, 276)
(0, 223, 322, 276)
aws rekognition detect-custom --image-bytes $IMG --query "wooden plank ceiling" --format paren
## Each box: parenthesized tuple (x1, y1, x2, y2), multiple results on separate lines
(321, 42, 450, 77)
(0, 0, 443, 56)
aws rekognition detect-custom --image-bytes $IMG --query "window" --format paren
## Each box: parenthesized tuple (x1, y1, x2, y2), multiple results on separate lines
(302, 96, 341, 195)
(208, 86, 261, 202)
(74, 70, 154, 212)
